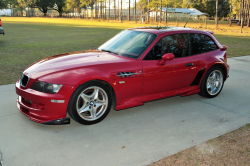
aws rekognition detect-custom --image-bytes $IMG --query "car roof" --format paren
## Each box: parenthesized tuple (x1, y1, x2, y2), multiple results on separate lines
(129, 26, 214, 35)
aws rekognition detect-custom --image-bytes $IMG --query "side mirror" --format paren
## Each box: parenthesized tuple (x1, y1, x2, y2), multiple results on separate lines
(159, 53, 175, 65)
(220, 45, 228, 51)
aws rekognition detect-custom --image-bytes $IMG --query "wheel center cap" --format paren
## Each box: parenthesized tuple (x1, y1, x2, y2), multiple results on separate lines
(90, 101, 94, 106)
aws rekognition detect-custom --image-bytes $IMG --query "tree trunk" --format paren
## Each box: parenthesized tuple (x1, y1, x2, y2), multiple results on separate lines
(27, 5, 29, 17)
(100, 1, 103, 19)
(129, 0, 130, 21)
(148, 0, 150, 23)
(165, 4, 167, 24)
(241, 0, 244, 33)
(95, 2, 97, 19)
(156, 4, 158, 22)
(105, 1, 106, 19)
(244, 0, 247, 23)
(246, 0, 249, 26)
(230, 0, 232, 26)
(120, 0, 122, 22)
(117, 0, 120, 21)
(160, 0, 162, 23)
(239, 0, 243, 21)
(247, 0, 250, 27)
(134, 0, 136, 22)
(215, 0, 218, 28)
(91, 6, 93, 19)
(114, 0, 116, 20)
(109, 0, 110, 19)
(205, 16, 207, 28)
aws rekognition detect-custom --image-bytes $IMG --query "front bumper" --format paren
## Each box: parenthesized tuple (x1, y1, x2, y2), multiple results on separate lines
(16, 80, 75, 124)
(0, 27, 4, 35)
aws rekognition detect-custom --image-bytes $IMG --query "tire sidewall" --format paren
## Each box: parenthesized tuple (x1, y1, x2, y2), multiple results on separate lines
(68, 81, 112, 125)
(200, 66, 224, 98)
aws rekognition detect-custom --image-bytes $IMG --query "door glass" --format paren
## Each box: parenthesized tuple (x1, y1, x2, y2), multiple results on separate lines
(162, 34, 190, 58)
(144, 39, 162, 60)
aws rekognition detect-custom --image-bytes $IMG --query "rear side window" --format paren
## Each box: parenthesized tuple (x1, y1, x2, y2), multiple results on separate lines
(190, 34, 218, 55)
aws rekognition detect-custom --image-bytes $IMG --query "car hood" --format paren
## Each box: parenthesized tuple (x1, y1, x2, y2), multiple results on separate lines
(24, 50, 132, 79)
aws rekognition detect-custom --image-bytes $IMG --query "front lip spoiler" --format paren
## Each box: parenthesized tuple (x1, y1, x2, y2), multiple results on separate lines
(43, 117, 70, 125)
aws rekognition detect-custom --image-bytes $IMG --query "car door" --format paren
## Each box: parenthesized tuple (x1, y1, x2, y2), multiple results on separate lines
(142, 33, 197, 95)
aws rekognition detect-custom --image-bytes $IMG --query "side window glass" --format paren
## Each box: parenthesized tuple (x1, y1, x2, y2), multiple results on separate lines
(162, 34, 190, 58)
(190, 34, 203, 55)
(190, 33, 218, 55)
(203, 35, 218, 52)
(144, 39, 162, 60)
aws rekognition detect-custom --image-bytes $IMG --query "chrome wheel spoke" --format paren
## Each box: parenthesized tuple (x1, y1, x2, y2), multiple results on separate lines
(92, 88, 99, 101)
(211, 72, 216, 80)
(206, 70, 223, 96)
(90, 106, 97, 119)
(80, 93, 90, 103)
(207, 82, 211, 89)
(96, 100, 106, 108)
(78, 105, 91, 114)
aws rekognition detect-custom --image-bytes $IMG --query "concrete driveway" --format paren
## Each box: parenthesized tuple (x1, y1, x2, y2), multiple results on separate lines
(0, 56, 250, 166)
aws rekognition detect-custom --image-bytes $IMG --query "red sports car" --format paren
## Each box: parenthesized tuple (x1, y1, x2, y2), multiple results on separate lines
(16, 27, 229, 125)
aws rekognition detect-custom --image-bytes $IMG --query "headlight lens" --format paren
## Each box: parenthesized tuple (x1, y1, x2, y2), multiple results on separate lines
(30, 81, 62, 94)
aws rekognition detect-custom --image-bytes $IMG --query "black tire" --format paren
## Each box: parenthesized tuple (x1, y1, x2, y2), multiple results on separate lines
(68, 81, 112, 125)
(199, 66, 224, 98)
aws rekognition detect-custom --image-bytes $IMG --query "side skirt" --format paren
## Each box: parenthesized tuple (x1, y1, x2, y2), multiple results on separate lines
(116, 86, 200, 110)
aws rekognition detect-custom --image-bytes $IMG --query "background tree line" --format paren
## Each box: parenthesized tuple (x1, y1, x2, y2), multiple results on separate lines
(0, 0, 249, 26)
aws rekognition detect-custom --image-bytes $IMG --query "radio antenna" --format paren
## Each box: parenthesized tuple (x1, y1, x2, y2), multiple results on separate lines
(184, 20, 189, 28)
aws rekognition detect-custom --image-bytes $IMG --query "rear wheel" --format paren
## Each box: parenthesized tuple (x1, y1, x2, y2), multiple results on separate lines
(68, 81, 112, 125)
(199, 66, 224, 98)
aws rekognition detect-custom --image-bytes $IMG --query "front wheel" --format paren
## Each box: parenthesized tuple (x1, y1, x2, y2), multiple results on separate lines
(68, 81, 112, 125)
(199, 66, 224, 98)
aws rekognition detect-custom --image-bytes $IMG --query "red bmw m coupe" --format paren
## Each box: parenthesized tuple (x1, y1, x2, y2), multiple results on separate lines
(16, 27, 229, 125)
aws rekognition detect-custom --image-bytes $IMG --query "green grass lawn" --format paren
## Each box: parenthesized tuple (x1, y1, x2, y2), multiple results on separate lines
(0, 18, 122, 85)
(0, 17, 250, 85)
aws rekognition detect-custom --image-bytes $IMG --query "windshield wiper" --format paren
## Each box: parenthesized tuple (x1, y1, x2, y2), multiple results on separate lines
(100, 49, 118, 55)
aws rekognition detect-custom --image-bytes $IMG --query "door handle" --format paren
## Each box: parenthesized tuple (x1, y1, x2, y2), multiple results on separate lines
(185, 63, 194, 67)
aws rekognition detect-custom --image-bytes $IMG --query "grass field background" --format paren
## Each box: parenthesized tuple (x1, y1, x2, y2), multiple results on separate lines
(0, 17, 250, 85)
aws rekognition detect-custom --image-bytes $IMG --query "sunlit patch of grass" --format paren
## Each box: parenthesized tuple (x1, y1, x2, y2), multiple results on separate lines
(213, 35, 250, 57)
(3, 17, 250, 36)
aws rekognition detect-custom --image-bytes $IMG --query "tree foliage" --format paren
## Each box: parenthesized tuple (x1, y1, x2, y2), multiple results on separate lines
(2, 0, 246, 20)
(0, 0, 8, 9)
(53, 0, 66, 16)
(35, 0, 54, 16)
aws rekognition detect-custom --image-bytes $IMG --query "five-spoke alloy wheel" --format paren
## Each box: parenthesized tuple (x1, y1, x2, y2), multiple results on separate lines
(68, 81, 112, 125)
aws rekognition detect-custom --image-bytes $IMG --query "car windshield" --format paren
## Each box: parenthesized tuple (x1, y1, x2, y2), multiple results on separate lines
(98, 30, 157, 59)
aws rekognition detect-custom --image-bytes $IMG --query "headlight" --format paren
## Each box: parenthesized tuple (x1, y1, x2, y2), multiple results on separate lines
(30, 81, 62, 94)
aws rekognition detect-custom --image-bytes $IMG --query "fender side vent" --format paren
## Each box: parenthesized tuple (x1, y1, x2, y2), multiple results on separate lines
(117, 72, 136, 77)
(190, 68, 206, 86)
